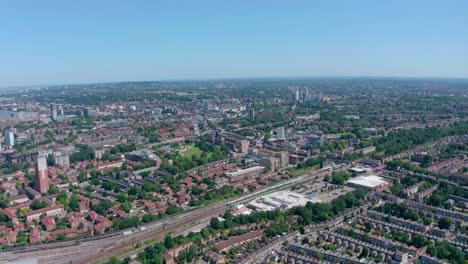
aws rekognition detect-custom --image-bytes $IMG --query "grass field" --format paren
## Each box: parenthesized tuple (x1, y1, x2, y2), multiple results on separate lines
(180, 146, 213, 159)
(195, 193, 241, 206)
(288, 165, 321, 177)
(181, 146, 202, 156)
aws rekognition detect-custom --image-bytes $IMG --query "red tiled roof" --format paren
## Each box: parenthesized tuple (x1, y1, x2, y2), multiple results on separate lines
(215, 230, 264, 251)
(88, 210, 98, 220)
(13, 223, 24, 229)
(2, 209, 16, 220)
(30, 228, 39, 237)
(95, 215, 112, 226)
(41, 216, 55, 225)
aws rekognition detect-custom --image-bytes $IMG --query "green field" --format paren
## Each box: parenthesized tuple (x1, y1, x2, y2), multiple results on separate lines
(181, 146, 202, 157)
(180, 146, 213, 159)
(193, 193, 240, 206)
(288, 165, 321, 177)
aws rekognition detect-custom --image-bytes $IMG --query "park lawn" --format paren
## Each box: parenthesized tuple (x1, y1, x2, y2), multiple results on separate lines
(181, 146, 212, 159)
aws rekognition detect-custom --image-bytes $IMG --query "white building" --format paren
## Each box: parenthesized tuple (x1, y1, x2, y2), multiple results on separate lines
(294, 90, 300, 101)
(276, 127, 286, 140)
(346, 175, 392, 192)
(5, 131, 14, 146)
(248, 191, 318, 211)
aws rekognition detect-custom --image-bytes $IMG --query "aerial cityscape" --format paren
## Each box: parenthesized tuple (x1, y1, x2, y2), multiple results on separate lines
(0, 1, 467, 264)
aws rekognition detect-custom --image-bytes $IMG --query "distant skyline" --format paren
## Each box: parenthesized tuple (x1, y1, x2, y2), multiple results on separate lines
(1, 0, 467, 87)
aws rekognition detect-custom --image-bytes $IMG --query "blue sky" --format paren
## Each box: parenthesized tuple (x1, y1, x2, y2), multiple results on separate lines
(1, 0, 467, 86)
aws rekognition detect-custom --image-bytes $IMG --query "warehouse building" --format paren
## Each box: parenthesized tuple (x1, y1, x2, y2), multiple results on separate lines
(346, 175, 392, 193)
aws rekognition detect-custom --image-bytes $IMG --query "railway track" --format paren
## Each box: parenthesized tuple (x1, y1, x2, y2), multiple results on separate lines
(3, 204, 208, 255)
(6, 233, 120, 254)
(74, 204, 228, 264)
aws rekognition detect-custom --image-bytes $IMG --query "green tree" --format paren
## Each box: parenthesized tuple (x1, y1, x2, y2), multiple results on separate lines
(164, 235, 174, 248)
(423, 217, 433, 226)
(331, 174, 345, 185)
(438, 217, 452, 230)
(142, 214, 155, 223)
(58, 190, 68, 205)
(165, 205, 181, 215)
(69, 195, 79, 211)
(210, 217, 222, 230)
(120, 203, 132, 213)
(117, 193, 127, 203)
(30, 200, 48, 210)
(411, 235, 427, 248)
(360, 247, 369, 257)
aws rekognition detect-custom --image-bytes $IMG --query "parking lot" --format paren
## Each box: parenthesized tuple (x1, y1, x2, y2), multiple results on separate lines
(292, 180, 355, 203)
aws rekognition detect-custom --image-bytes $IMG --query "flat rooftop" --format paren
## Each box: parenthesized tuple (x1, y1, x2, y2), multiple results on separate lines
(248, 191, 318, 211)
(347, 175, 387, 188)
(350, 167, 367, 173)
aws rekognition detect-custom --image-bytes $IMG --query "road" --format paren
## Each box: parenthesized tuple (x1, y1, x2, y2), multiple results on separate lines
(242, 203, 370, 264)
(74, 203, 228, 264)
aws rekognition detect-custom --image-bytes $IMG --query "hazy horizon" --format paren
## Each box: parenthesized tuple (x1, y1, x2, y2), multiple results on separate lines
(1, 0, 467, 87)
(2, 74, 468, 89)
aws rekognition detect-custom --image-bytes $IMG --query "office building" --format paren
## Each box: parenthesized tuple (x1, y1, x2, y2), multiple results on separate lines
(94, 148, 105, 160)
(53, 151, 70, 167)
(5, 131, 14, 146)
(276, 126, 286, 139)
(275, 151, 290, 168)
(260, 156, 281, 171)
(248, 108, 255, 119)
(50, 103, 57, 120)
(83, 107, 95, 118)
(294, 90, 300, 101)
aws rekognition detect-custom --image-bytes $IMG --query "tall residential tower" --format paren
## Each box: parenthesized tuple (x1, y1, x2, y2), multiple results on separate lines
(35, 156, 49, 194)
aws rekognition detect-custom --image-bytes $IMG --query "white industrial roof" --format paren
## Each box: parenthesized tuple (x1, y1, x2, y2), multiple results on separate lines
(350, 167, 367, 173)
(248, 191, 318, 211)
(347, 175, 387, 188)
(225, 166, 264, 178)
